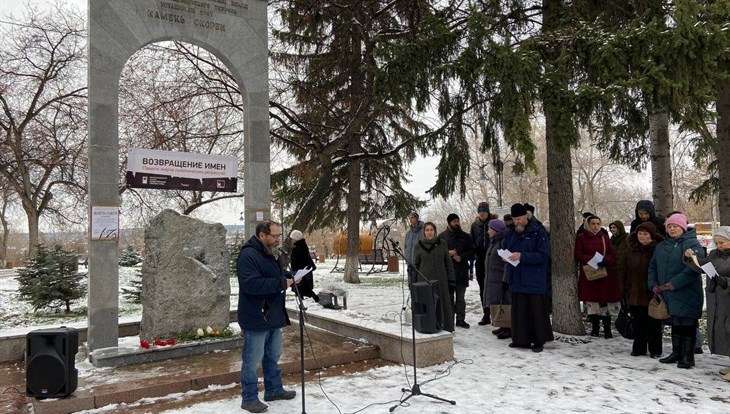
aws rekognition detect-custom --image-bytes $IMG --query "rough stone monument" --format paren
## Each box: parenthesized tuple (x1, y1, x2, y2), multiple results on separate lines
(87, 0, 270, 351)
(140, 210, 230, 340)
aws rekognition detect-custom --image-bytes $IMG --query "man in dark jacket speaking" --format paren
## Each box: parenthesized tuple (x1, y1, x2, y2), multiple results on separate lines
(237, 221, 297, 413)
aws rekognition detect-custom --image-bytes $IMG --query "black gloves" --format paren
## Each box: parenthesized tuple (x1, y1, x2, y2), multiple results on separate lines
(597, 259, 609, 268)
(718, 276, 729, 290)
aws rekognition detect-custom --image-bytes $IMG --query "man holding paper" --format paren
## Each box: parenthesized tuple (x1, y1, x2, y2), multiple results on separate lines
(502, 203, 553, 352)
(684, 226, 730, 379)
(236, 221, 298, 412)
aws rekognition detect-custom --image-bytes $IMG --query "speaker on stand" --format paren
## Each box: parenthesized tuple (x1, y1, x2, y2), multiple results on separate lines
(410, 280, 442, 334)
(26, 326, 79, 399)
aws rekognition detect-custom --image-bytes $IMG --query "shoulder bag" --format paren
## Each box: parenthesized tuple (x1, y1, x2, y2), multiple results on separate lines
(583, 236, 608, 281)
(648, 294, 669, 320)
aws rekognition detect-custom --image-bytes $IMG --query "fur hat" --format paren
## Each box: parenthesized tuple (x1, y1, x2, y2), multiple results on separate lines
(447, 213, 460, 224)
(664, 213, 688, 232)
(289, 230, 304, 241)
(635, 222, 657, 237)
(488, 219, 506, 233)
(510, 203, 527, 218)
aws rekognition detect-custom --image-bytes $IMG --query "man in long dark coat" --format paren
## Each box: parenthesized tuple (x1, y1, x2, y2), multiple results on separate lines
(439, 213, 475, 328)
(502, 203, 554, 352)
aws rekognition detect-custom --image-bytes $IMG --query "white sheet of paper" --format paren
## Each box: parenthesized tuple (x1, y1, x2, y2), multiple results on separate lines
(587, 252, 604, 269)
(701, 262, 718, 279)
(293, 267, 312, 282)
(497, 249, 520, 267)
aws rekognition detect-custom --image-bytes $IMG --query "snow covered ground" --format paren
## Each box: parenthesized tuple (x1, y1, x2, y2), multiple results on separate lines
(3, 261, 730, 413)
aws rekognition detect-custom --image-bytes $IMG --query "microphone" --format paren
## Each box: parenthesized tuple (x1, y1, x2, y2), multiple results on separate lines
(387, 237, 401, 252)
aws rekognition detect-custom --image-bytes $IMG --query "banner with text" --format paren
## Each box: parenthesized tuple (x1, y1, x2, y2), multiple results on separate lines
(126, 148, 238, 192)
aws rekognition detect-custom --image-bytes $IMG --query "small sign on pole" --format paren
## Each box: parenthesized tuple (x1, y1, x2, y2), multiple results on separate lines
(90, 206, 119, 241)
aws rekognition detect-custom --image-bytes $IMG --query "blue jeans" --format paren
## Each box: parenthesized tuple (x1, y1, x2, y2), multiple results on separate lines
(241, 328, 283, 402)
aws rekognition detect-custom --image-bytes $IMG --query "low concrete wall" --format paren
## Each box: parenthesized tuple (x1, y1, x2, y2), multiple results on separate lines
(287, 308, 453, 367)
(0, 311, 238, 363)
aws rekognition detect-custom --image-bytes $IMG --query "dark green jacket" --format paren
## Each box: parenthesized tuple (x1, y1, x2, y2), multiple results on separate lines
(648, 229, 704, 319)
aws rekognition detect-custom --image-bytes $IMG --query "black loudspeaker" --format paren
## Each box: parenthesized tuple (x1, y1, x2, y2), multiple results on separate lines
(26, 327, 78, 399)
(411, 281, 443, 334)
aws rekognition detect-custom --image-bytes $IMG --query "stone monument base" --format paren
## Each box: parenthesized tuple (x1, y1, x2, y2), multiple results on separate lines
(89, 336, 243, 368)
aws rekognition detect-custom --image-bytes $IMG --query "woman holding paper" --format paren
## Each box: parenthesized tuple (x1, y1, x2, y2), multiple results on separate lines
(648, 213, 704, 369)
(576, 215, 621, 338)
(684, 226, 730, 379)
(289, 230, 319, 303)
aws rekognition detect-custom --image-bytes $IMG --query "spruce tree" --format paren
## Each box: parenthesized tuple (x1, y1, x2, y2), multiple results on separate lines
(118, 245, 143, 267)
(16, 244, 87, 313)
(121, 268, 142, 303)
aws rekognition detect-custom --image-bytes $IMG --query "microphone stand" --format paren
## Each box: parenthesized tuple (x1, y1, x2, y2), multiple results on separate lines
(387, 238, 456, 412)
(290, 279, 308, 414)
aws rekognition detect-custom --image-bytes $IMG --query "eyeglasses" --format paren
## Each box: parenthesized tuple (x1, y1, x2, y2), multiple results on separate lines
(267, 233, 282, 238)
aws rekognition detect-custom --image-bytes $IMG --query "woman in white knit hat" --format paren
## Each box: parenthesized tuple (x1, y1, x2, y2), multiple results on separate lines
(685, 226, 730, 379)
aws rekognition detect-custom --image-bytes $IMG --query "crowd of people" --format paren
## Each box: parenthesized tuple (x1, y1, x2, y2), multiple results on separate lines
(403, 200, 730, 373)
(233, 202, 730, 412)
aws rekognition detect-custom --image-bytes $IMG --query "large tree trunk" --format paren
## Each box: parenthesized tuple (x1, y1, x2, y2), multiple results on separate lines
(0, 192, 9, 262)
(24, 205, 40, 252)
(545, 112, 585, 336)
(542, 0, 583, 336)
(344, 139, 362, 284)
(717, 80, 730, 226)
(649, 108, 673, 217)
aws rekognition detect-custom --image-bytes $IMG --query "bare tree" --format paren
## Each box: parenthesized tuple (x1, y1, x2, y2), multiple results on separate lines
(0, 2, 87, 251)
(117, 42, 245, 226)
(0, 176, 16, 263)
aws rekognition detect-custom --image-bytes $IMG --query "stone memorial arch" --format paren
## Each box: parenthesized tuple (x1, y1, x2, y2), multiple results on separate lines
(88, 0, 269, 351)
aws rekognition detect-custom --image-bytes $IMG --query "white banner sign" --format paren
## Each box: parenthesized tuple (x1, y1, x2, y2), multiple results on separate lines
(126, 148, 238, 192)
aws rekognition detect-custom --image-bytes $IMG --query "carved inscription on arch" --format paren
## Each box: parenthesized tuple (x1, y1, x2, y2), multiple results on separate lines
(146, 0, 249, 32)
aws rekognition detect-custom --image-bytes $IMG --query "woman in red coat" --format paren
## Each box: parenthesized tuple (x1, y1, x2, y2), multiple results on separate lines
(576, 216, 622, 338)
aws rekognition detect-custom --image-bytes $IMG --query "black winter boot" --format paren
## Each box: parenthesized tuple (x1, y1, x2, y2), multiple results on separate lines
(660, 330, 682, 364)
(589, 315, 600, 337)
(678, 334, 695, 369)
(478, 308, 491, 326)
(602, 315, 613, 339)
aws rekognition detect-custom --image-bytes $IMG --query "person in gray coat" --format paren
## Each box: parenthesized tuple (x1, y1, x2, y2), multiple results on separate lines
(483, 219, 510, 338)
(412, 222, 456, 332)
(404, 212, 424, 284)
(684, 226, 730, 380)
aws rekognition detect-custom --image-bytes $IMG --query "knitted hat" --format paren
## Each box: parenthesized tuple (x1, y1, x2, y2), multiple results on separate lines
(582, 211, 594, 219)
(510, 203, 527, 218)
(503, 214, 513, 221)
(446, 213, 460, 224)
(488, 219, 506, 232)
(635, 222, 657, 237)
(477, 201, 490, 213)
(289, 230, 304, 241)
(664, 213, 688, 232)
(713, 226, 730, 241)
